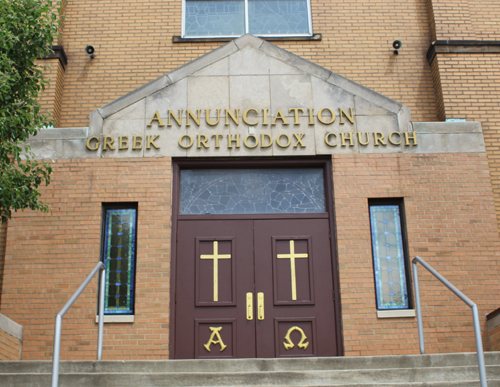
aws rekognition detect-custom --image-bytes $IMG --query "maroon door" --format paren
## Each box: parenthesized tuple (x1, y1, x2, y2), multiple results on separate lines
(174, 218, 338, 358)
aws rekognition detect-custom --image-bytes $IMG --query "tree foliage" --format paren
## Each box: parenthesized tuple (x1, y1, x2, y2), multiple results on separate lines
(0, 0, 61, 222)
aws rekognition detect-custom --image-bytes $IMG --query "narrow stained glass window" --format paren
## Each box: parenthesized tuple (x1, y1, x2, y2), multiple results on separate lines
(103, 208, 137, 314)
(369, 204, 409, 309)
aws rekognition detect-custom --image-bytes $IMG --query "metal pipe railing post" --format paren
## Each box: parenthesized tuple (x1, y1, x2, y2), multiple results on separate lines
(51, 315, 62, 387)
(412, 256, 488, 387)
(51, 261, 105, 387)
(97, 267, 105, 360)
(472, 304, 488, 387)
(412, 261, 425, 354)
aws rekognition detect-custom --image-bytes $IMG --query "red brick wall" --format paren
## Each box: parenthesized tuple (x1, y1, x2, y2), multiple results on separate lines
(1, 158, 172, 360)
(334, 153, 500, 355)
(1, 152, 499, 359)
(0, 329, 22, 360)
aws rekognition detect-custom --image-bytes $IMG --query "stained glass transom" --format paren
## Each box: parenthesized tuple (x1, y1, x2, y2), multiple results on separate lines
(103, 209, 137, 314)
(369, 205, 409, 309)
(249, 0, 309, 35)
(185, 0, 245, 36)
(180, 169, 325, 214)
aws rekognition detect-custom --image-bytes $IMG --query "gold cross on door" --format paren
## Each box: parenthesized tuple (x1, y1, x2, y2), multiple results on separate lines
(277, 240, 309, 300)
(200, 241, 232, 302)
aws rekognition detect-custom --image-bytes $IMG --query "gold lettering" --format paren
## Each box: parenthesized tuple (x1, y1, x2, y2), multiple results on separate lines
(86, 136, 100, 151)
(283, 326, 310, 350)
(341, 132, 354, 147)
(272, 109, 289, 126)
(325, 133, 338, 147)
(389, 132, 402, 145)
(277, 240, 308, 301)
(293, 133, 306, 148)
(339, 107, 354, 125)
(357, 132, 370, 146)
(289, 108, 304, 125)
(212, 134, 223, 149)
(373, 132, 387, 146)
(168, 110, 183, 127)
(146, 135, 160, 150)
(243, 109, 258, 126)
(147, 110, 165, 127)
(225, 109, 240, 126)
(244, 134, 259, 149)
(308, 108, 314, 125)
(261, 134, 273, 148)
(178, 134, 193, 149)
(206, 109, 221, 126)
(317, 107, 336, 125)
(119, 136, 129, 150)
(197, 134, 209, 149)
(262, 108, 269, 126)
(276, 134, 291, 148)
(405, 132, 418, 146)
(227, 134, 240, 148)
(132, 136, 143, 150)
(186, 109, 201, 127)
(103, 136, 115, 151)
(204, 327, 227, 352)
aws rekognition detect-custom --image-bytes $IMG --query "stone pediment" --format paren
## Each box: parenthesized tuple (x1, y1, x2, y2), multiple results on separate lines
(29, 35, 485, 159)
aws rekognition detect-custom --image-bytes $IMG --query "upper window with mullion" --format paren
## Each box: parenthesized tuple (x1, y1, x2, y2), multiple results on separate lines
(183, 0, 312, 38)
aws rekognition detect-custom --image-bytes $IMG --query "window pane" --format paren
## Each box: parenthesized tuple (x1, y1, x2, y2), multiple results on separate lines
(248, 0, 309, 35)
(103, 209, 137, 314)
(369, 205, 409, 309)
(180, 168, 326, 214)
(185, 0, 245, 36)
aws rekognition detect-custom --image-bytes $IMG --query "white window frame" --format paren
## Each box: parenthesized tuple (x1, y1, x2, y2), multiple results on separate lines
(182, 0, 313, 38)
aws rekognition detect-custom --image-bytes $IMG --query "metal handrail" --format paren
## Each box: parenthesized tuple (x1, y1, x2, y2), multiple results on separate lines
(412, 255, 487, 387)
(51, 261, 106, 387)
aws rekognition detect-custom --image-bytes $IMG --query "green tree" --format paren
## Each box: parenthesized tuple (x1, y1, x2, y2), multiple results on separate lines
(0, 0, 62, 223)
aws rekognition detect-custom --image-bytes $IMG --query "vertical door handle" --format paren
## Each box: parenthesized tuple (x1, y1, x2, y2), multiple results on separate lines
(258, 292, 264, 320)
(246, 293, 253, 320)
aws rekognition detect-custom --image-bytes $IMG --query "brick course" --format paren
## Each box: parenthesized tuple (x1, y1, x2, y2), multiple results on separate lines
(0, 330, 21, 360)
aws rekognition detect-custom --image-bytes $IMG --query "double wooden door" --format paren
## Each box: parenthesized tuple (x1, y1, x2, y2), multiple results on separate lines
(174, 217, 339, 358)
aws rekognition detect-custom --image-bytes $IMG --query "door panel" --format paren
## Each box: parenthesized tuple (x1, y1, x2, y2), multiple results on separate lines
(175, 220, 255, 359)
(254, 219, 337, 357)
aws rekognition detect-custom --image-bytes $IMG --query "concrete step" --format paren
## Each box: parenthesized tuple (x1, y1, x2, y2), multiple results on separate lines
(0, 353, 498, 387)
(1, 352, 499, 373)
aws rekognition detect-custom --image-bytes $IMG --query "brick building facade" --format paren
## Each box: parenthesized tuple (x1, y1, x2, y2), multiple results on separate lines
(1, 0, 500, 361)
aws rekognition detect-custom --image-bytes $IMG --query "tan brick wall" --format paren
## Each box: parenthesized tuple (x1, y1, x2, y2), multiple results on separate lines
(38, 58, 65, 127)
(427, 0, 500, 41)
(334, 153, 500, 355)
(0, 330, 21, 360)
(1, 152, 499, 359)
(432, 53, 500, 230)
(1, 158, 172, 360)
(57, 0, 437, 128)
(426, 0, 476, 40)
(489, 324, 500, 351)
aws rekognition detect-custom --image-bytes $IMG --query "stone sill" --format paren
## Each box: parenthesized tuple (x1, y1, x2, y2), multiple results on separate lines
(173, 33, 322, 43)
(95, 315, 134, 323)
(377, 309, 416, 319)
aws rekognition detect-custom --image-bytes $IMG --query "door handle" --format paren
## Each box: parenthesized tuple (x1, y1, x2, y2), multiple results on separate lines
(258, 292, 264, 320)
(246, 292, 253, 320)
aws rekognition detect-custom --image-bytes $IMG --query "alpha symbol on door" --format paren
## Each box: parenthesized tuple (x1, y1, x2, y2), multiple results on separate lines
(283, 326, 309, 350)
(204, 327, 227, 352)
(277, 240, 309, 300)
(200, 241, 231, 302)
